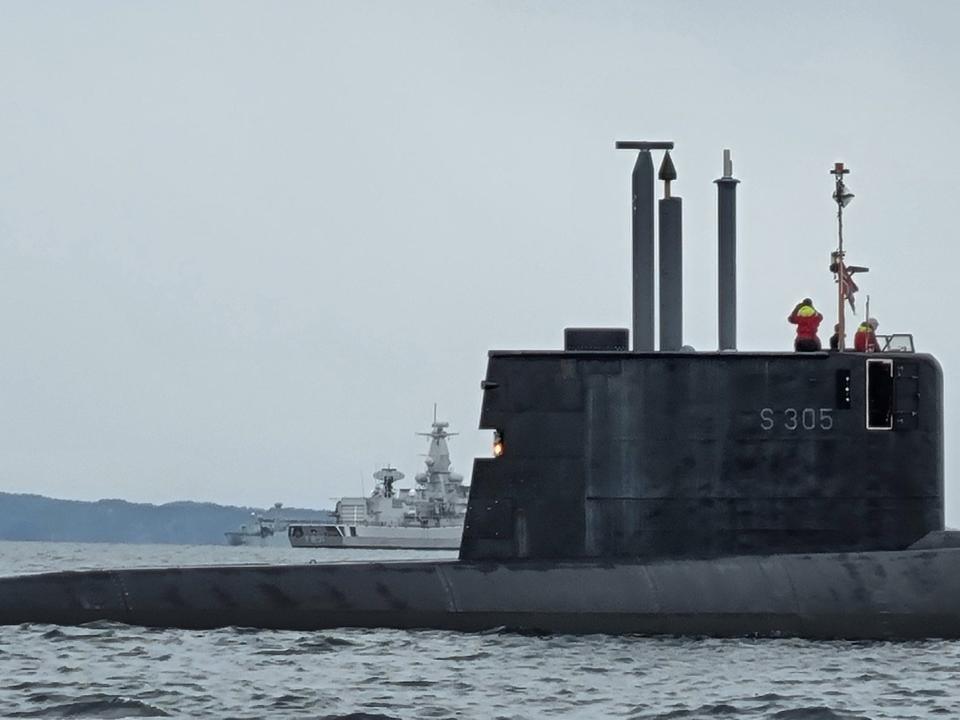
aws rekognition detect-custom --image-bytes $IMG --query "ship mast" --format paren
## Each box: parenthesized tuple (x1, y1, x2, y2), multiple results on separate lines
(416, 413, 458, 517)
(830, 162, 854, 350)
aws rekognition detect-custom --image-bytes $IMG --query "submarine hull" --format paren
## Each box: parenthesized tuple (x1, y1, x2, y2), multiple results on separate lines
(3, 547, 960, 639)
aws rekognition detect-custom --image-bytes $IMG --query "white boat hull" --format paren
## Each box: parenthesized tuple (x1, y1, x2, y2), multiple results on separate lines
(225, 531, 291, 548)
(289, 523, 463, 550)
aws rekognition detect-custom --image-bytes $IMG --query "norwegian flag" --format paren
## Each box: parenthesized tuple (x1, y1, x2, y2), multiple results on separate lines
(839, 266, 859, 313)
(830, 253, 868, 314)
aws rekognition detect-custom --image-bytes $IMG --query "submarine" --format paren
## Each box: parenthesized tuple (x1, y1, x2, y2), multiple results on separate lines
(2, 141, 958, 639)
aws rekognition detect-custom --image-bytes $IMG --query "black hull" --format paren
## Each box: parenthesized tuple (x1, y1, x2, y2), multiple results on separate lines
(3, 547, 960, 639)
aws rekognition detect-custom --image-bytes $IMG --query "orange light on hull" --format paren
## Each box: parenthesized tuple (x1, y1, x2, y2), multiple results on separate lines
(493, 430, 504, 458)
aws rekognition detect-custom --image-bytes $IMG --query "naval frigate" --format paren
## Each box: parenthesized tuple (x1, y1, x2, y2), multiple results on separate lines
(287, 417, 468, 549)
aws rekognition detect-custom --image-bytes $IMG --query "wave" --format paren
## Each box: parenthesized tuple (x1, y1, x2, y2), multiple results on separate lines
(8, 694, 170, 718)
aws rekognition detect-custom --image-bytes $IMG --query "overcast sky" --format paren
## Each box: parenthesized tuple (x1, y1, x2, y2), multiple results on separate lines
(2, 1, 959, 522)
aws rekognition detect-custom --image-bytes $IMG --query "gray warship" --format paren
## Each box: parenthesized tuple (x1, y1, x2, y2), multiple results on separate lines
(224, 504, 290, 548)
(287, 419, 468, 549)
(1, 141, 958, 639)
(224, 503, 332, 548)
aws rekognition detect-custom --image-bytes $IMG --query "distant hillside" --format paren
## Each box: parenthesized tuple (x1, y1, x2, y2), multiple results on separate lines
(0, 492, 332, 545)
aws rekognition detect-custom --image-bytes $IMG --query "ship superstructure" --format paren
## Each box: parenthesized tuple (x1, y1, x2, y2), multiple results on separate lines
(287, 418, 468, 549)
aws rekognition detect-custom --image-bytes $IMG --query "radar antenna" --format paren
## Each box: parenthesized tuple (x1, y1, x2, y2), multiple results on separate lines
(414, 409, 461, 517)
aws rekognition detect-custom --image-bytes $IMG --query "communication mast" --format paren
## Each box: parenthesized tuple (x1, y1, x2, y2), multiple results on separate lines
(830, 162, 854, 349)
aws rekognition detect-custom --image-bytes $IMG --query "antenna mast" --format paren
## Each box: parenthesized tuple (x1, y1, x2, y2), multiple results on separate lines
(830, 162, 854, 350)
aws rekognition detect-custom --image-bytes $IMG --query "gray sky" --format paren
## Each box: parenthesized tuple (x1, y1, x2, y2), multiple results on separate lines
(2, 1, 959, 522)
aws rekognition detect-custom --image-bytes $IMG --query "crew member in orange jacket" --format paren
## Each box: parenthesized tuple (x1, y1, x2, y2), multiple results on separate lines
(788, 298, 823, 352)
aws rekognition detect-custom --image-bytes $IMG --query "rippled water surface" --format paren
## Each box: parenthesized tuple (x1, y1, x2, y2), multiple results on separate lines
(1, 541, 959, 719)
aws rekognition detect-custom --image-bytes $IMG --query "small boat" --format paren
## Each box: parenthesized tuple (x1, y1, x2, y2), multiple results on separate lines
(224, 503, 303, 548)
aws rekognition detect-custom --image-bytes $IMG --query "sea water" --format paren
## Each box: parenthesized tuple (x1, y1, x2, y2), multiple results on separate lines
(0, 541, 958, 719)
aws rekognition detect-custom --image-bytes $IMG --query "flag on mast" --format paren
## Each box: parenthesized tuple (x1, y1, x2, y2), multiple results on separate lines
(840, 265, 859, 313)
(831, 252, 869, 314)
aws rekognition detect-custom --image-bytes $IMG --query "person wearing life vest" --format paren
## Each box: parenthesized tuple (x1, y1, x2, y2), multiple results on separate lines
(788, 298, 823, 352)
(854, 317, 879, 352)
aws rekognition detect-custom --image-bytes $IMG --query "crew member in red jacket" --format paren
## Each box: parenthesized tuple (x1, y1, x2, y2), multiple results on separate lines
(788, 298, 823, 352)
(854, 318, 879, 352)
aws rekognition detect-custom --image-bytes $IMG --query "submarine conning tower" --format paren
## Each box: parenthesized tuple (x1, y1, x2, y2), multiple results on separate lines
(462, 144, 944, 562)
